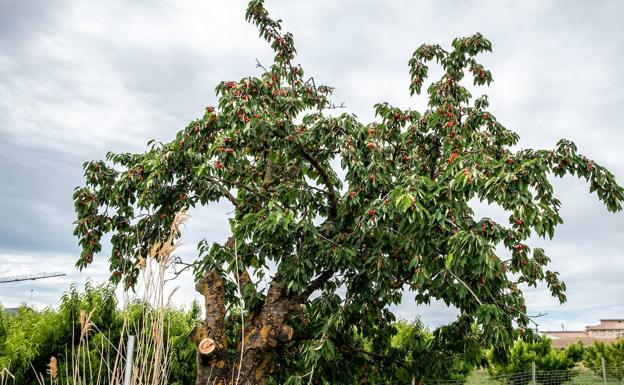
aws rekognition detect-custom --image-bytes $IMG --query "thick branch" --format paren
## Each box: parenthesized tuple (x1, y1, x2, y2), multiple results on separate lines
(263, 158, 273, 190)
(205, 176, 239, 207)
(265, 273, 285, 306)
(299, 147, 338, 218)
(193, 269, 227, 343)
(296, 270, 334, 301)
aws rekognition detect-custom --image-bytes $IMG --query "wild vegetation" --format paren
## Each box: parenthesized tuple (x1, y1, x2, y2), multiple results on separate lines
(1, 295, 481, 385)
(0, 283, 199, 385)
(70, 0, 624, 384)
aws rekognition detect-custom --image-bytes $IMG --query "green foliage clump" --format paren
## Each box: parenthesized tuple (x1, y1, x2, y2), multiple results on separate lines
(390, 319, 484, 384)
(583, 340, 624, 381)
(488, 337, 582, 385)
(0, 282, 200, 385)
(0, 306, 66, 383)
(271, 318, 484, 385)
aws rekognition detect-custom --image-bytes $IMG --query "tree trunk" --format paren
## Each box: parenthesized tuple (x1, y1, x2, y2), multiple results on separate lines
(193, 270, 295, 385)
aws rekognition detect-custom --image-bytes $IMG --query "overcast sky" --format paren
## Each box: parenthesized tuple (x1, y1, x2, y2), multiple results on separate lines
(1, 0, 623, 332)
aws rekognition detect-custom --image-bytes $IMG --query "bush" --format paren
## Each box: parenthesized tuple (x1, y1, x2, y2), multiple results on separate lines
(583, 340, 624, 381)
(488, 337, 580, 385)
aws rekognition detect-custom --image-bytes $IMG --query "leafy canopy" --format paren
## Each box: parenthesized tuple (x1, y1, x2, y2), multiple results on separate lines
(73, 0, 623, 382)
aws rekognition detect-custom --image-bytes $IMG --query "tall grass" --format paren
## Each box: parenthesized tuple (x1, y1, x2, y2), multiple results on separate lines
(30, 211, 187, 385)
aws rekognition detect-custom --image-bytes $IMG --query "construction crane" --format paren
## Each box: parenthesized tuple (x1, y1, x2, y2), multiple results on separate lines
(0, 272, 66, 284)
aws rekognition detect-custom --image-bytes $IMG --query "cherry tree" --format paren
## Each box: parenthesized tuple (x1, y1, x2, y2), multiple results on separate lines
(73, 1, 623, 384)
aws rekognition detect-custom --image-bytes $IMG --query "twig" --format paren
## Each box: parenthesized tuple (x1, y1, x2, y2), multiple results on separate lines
(255, 59, 269, 73)
(164, 257, 195, 283)
(446, 269, 483, 306)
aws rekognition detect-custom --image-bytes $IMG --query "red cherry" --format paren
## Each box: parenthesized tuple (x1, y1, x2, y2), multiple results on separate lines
(367, 209, 377, 216)
(225, 148, 234, 155)
(206, 106, 215, 113)
(448, 152, 459, 164)
(349, 191, 358, 197)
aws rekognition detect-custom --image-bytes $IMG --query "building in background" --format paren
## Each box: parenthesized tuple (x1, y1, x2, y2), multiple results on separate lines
(542, 319, 624, 348)
(586, 319, 624, 338)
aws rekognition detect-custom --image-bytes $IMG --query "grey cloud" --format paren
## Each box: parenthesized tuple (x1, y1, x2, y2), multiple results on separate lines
(0, 1, 65, 47)
(0, 141, 81, 253)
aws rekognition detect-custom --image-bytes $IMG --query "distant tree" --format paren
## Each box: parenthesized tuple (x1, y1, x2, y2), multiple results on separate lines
(72, 1, 624, 384)
(584, 340, 624, 381)
(565, 341, 585, 363)
(488, 338, 580, 385)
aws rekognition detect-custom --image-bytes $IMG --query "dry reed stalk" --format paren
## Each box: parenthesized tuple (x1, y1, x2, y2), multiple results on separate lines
(47, 357, 57, 381)
(129, 209, 187, 385)
(0, 366, 15, 385)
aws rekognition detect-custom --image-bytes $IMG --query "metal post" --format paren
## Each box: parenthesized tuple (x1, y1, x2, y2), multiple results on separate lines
(123, 335, 136, 385)
(531, 361, 536, 385)
(601, 357, 606, 384)
(411, 377, 415, 385)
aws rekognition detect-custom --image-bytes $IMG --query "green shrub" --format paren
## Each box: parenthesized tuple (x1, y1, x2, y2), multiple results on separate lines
(583, 340, 624, 381)
(488, 337, 578, 385)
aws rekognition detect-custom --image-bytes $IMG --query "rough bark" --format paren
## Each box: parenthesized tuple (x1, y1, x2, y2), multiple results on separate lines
(192, 269, 232, 385)
(193, 271, 296, 385)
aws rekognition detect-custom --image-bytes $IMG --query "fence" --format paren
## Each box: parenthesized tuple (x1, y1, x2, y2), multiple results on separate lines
(425, 364, 624, 385)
